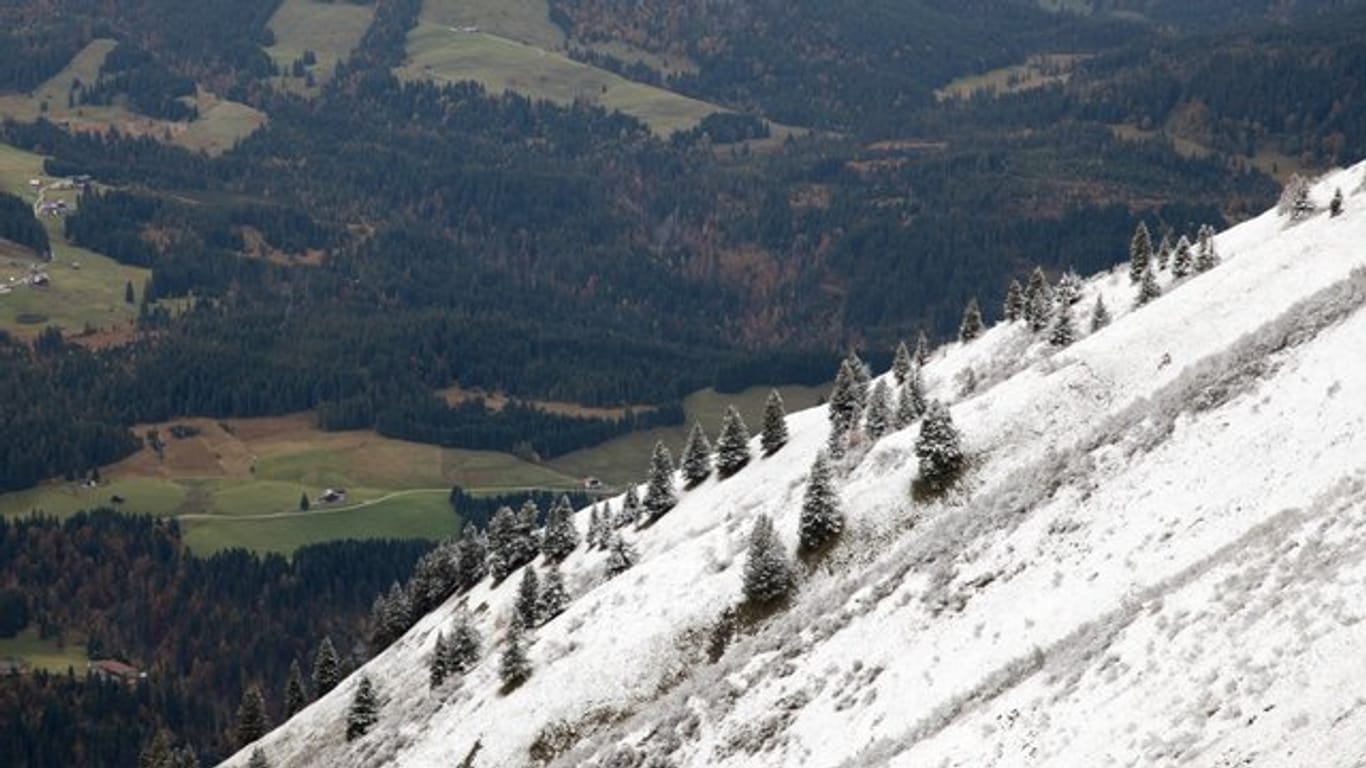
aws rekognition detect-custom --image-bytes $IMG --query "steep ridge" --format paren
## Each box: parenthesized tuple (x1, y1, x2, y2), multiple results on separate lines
(222, 164, 1366, 768)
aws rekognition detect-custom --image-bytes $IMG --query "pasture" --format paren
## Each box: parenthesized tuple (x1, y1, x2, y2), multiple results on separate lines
(265, 0, 378, 89)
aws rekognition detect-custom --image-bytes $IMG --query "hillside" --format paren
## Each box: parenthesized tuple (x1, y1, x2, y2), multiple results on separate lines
(219, 166, 1366, 767)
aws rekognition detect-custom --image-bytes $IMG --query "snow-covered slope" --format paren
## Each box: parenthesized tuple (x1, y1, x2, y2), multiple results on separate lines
(223, 164, 1366, 768)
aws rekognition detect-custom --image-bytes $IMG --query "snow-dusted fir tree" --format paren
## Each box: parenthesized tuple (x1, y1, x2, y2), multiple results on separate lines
(827, 358, 861, 434)
(914, 329, 931, 366)
(1331, 187, 1344, 217)
(236, 685, 269, 748)
(1156, 229, 1174, 271)
(455, 522, 488, 590)
(1055, 270, 1082, 306)
(915, 400, 965, 494)
(864, 379, 892, 442)
(517, 500, 541, 553)
(604, 531, 638, 577)
(1134, 260, 1162, 308)
(346, 675, 379, 741)
(586, 503, 603, 550)
(284, 660, 307, 716)
(715, 405, 753, 478)
(1195, 224, 1219, 273)
(1003, 279, 1025, 322)
(799, 451, 843, 553)
(680, 422, 713, 487)
(743, 514, 794, 604)
(892, 340, 914, 384)
(761, 388, 789, 456)
(958, 297, 984, 342)
(247, 748, 269, 768)
(1090, 294, 1111, 332)
(620, 485, 642, 528)
(537, 561, 570, 624)
(515, 564, 540, 629)
(894, 374, 922, 429)
(486, 506, 520, 582)
(312, 636, 341, 696)
(1049, 303, 1075, 347)
(445, 610, 481, 674)
(642, 441, 677, 522)
(598, 498, 617, 534)
(541, 495, 579, 563)
(1128, 221, 1152, 284)
(1025, 266, 1053, 332)
(429, 632, 451, 688)
(848, 352, 871, 407)
(1171, 235, 1193, 278)
(1279, 173, 1314, 222)
(408, 540, 458, 615)
(499, 615, 532, 691)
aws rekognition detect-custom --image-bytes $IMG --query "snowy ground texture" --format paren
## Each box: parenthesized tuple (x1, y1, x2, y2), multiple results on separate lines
(221, 164, 1366, 768)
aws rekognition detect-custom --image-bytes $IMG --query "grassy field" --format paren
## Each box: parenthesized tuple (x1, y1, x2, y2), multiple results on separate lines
(549, 384, 828, 486)
(0, 143, 150, 337)
(400, 24, 720, 136)
(266, 0, 378, 90)
(421, 0, 564, 50)
(935, 54, 1087, 101)
(0, 628, 88, 675)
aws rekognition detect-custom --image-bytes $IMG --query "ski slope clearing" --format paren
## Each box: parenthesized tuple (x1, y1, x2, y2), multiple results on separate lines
(221, 164, 1366, 767)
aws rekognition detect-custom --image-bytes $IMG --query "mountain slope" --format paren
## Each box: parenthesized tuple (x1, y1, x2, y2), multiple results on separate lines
(222, 164, 1366, 767)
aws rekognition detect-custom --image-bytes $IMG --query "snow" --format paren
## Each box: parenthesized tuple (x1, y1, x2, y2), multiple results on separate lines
(220, 163, 1366, 768)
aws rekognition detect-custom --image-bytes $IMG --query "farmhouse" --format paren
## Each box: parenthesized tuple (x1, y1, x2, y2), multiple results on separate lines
(89, 659, 146, 684)
(582, 476, 603, 490)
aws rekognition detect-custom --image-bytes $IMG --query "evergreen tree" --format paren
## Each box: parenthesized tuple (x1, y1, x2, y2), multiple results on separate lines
(1025, 266, 1052, 332)
(680, 421, 713, 487)
(760, 388, 789, 456)
(517, 500, 542, 556)
(915, 401, 965, 494)
(499, 615, 532, 691)
(1055, 270, 1082, 306)
(714, 405, 753, 478)
(1195, 224, 1219, 273)
(914, 330, 931, 366)
(799, 451, 843, 553)
(599, 498, 617, 534)
(537, 561, 570, 624)
(848, 352, 871, 407)
(455, 522, 488, 590)
(298, 492, 309, 511)
(1279, 174, 1315, 222)
(515, 565, 540, 629)
(1171, 235, 1193, 278)
(429, 631, 450, 688)
(621, 485, 642, 528)
(958, 297, 984, 342)
(247, 749, 269, 768)
(541, 495, 579, 563)
(642, 441, 678, 522)
(1002, 279, 1025, 322)
(1135, 260, 1161, 307)
(487, 503, 538, 582)
(378, 581, 412, 650)
(235, 685, 269, 748)
(124, 279, 135, 304)
(894, 372, 923, 430)
(1156, 229, 1174, 271)
(346, 675, 379, 741)
(826, 417, 849, 462)
(1330, 187, 1344, 217)
(1049, 303, 1075, 347)
(312, 636, 341, 697)
(284, 660, 307, 717)
(742, 515, 794, 604)
(586, 502, 604, 550)
(446, 610, 482, 674)
(604, 531, 637, 577)
(140, 731, 174, 768)
(408, 540, 459, 615)
(1089, 294, 1111, 333)
(827, 358, 862, 434)
(1128, 222, 1152, 284)
(864, 379, 892, 442)
(892, 340, 914, 384)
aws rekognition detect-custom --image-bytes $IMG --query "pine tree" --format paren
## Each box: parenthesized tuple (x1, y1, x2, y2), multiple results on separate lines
(742, 515, 794, 604)
(1002, 279, 1025, 322)
(516, 565, 540, 629)
(864, 379, 892, 442)
(642, 441, 677, 522)
(604, 531, 637, 577)
(140, 731, 174, 768)
(894, 372, 923, 430)
(1156, 229, 1174, 271)
(408, 539, 459, 615)
(1171, 235, 1193, 278)
(799, 451, 843, 553)
(827, 358, 862, 434)
(1025, 266, 1052, 332)
(1055, 270, 1082, 306)
(1195, 224, 1219, 273)
(346, 675, 379, 741)
(915, 401, 965, 494)
(446, 611, 481, 674)
(892, 340, 914, 384)
(124, 280, 135, 304)
(541, 495, 579, 563)
(517, 500, 542, 559)
(848, 352, 871, 406)
(537, 561, 570, 624)
(455, 522, 488, 590)
(680, 422, 713, 486)
(586, 503, 604, 550)
(760, 388, 789, 456)
(715, 405, 753, 478)
(284, 660, 306, 717)
(1134, 259, 1161, 307)
(958, 297, 984, 342)
(1089, 294, 1111, 333)
(826, 417, 849, 462)
(1330, 187, 1344, 217)
(1049, 303, 1075, 347)
(429, 631, 450, 688)
(377, 581, 412, 650)
(599, 498, 617, 535)
(487, 503, 538, 582)
(1128, 222, 1152, 284)
(914, 330, 931, 366)
(621, 485, 642, 528)
(1279, 174, 1314, 221)
(312, 636, 341, 697)
(499, 615, 532, 691)
(298, 492, 309, 511)
(247, 748, 269, 768)
(236, 685, 269, 748)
